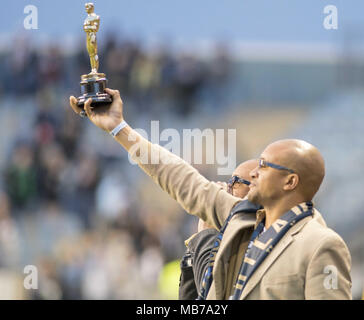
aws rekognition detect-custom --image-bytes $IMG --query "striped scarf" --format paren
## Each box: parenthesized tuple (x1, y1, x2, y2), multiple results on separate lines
(198, 201, 313, 300)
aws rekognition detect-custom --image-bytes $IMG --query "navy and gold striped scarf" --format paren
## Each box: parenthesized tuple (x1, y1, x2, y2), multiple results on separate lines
(231, 201, 313, 299)
(198, 201, 313, 300)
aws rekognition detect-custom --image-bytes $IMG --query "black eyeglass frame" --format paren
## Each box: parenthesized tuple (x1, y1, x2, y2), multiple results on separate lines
(227, 176, 251, 194)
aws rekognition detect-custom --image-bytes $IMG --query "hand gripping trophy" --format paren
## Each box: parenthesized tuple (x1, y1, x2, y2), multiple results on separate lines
(77, 3, 112, 108)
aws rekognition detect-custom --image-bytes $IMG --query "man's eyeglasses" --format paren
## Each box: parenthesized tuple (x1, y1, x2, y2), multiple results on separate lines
(227, 176, 251, 194)
(258, 159, 295, 174)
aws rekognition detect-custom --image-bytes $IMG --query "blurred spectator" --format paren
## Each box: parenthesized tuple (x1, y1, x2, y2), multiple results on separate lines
(95, 170, 129, 222)
(4, 142, 37, 211)
(0, 191, 21, 268)
(58, 106, 83, 160)
(38, 45, 64, 89)
(5, 36, 39, 95)
(174, 54, 206, 116)
(129, 52, 160, 112)
(30, 257, 63, 300)
(31, 200, 82, 257)
(36, 143, 66, 202)
(70, 151, 100, 227)
(205, 43, 232, 108)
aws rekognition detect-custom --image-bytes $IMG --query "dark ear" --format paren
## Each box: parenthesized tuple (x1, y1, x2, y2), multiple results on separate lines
(283, 174, 299, 191)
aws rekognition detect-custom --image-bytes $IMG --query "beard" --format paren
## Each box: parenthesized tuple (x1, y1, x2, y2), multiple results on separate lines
(247, 188, 260, 204)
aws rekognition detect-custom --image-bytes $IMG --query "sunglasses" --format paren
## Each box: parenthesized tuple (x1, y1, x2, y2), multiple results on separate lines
(227, 176, 251, 194)
(258, 159, 295, 174)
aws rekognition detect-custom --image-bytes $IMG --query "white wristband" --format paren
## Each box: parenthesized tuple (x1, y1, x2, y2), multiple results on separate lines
(110, 120, 128, 137)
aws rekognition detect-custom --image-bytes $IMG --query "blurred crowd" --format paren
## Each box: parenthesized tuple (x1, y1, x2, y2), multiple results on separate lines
(0, 33, 233, 299)
(0, 33, 232, 118)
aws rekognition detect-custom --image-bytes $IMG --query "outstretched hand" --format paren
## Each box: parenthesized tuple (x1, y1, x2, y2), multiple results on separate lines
(216, 181, 228, 192)
(69, 88, 124, 133)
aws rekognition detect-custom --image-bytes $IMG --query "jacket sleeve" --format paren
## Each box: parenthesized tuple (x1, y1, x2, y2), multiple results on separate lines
(179, 249, 198, 300)
(188, 229, 220, 293)
(305, 233, 352, 300)
(179, 229, 219, 300)
(130, 140, 241, 229)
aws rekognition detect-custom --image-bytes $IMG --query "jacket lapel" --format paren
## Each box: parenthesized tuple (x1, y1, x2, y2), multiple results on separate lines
(239, 214, 312, 300)
(212, 213, 255, 299)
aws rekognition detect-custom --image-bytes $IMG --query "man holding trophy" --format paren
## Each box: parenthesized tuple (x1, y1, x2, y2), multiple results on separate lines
(69, 3, 351, 300)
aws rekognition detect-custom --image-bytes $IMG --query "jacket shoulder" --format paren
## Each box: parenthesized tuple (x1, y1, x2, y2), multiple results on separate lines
(296, 216, 352, 271)
(303, 216, 346, 245)
(292, 214, 351, 263)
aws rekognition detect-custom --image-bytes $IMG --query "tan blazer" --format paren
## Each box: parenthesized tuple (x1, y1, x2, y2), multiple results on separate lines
(131, 141, 352, 300)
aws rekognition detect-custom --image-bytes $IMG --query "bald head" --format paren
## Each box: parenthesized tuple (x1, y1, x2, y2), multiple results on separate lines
(262, 139, 325, 200)
(233, 159, 258, 181)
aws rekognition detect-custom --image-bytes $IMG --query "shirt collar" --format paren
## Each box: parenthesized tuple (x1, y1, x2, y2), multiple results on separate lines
(255, 201, 314, 229)
(255, 209, 266, 229)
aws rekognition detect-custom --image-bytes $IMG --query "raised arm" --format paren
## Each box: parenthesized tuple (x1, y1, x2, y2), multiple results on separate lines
(69, 89, 241, 228)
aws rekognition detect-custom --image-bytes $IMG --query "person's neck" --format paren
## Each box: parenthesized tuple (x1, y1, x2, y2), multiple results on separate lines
(263, 196, 304, 229)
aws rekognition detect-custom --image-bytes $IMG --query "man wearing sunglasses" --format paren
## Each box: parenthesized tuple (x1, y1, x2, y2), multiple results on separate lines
(179, 160, 256, 300)
(69, 89, 351, 300)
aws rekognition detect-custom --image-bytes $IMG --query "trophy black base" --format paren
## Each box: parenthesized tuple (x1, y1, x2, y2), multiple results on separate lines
(77, 73, 112, 109)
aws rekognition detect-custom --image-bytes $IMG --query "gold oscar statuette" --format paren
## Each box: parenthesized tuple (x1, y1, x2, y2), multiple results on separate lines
(76, 2, 112, 108)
